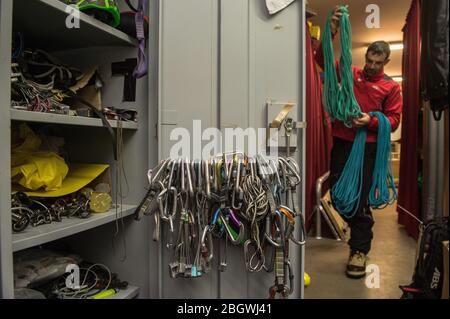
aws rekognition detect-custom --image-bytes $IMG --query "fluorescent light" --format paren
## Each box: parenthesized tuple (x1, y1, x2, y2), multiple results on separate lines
(366, 42, 403, 51)
(392, 76, 403, 82)
(389, 43, 404, 51)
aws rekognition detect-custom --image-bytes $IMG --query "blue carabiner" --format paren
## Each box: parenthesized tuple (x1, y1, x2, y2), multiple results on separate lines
(212, 207, 224, 234)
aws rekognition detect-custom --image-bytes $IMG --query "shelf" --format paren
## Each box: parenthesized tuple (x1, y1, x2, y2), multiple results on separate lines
(306, 7, 317, 18)
(12, 204, 137, 252)
(13, 0, 137, 51)
(11, 109, 138, 130)
(106, 285, 140, 299)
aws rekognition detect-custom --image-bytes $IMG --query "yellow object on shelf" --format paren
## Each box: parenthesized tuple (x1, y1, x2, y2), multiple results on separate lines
(11, 123, 69, 192)
(13, 163, 109, 198)
(91, 288, 117, 299)
(304, 272, 311, 287)
(90, 192, 112, 213)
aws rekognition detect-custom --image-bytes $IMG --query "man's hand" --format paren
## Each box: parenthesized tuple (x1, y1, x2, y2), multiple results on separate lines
(330, 6, 343, 35)
(353, 113, 371, 128)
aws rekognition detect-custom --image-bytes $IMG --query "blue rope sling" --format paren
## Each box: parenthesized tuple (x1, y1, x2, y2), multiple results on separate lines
(323, 6, 398, 219)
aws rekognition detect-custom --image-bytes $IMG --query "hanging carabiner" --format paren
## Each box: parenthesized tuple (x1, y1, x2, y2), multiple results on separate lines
(185, 158, 195, 199)
(264, 210, 282, 247)
(244, 240, 265, 273)
(200, 225, 214, 262)
(231, 159, 243, 210)
(204, 160, 211, 198)
(220, 210, 244, 245)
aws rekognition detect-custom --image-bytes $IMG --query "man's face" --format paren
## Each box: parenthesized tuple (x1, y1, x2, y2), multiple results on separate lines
(364, 51, 389, 77)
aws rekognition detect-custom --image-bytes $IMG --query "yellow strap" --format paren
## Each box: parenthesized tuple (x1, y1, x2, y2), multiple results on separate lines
(266, 102, 295, 145)
(270, 102, 295, 129)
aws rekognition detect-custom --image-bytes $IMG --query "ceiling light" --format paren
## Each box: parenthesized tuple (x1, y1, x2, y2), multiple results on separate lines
(389, 43, 404, 51)
(392, 76, 403, 82)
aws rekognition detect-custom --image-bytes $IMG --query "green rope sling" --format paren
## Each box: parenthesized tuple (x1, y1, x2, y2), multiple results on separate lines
(323, 5, 398, 218)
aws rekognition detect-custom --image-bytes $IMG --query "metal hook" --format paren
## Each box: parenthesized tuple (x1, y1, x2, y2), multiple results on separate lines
(244, 240, 265, 273)
(185, 158, 194, 199)
(219, 212, 244, 245)
(204, 160, 211, 198)
(200, 225, 214, 262)
(264, 211, 282, 247)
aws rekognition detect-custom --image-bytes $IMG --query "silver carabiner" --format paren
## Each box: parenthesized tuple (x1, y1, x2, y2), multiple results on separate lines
(185, 158, 195, 199)
(204, 160, 211, 198)
(200, 225, 214, 262)
(279, 157, 301, 187)
(244, 240, 265, 273)
(153, 212, 160, 242)
(231, 159, 243, 210)
(264, 210, 282, 247)
(149, 158, 171, 185)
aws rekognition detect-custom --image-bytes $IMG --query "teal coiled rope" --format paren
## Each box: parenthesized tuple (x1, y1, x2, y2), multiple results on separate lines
(322, 5, 362, 127)
(330, 128, 367, 219)
(323, 5, 397, 218)
(331, 112, 398, 219)
(368, 112, 398, 209)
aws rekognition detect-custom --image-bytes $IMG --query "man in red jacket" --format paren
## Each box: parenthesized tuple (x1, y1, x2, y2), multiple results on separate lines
(315, 7, 403, 279)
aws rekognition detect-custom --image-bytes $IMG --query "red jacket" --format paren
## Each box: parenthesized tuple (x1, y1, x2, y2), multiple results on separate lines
(315, 42, 403, 143)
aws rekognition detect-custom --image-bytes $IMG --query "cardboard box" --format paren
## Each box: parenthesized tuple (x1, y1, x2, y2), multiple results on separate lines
(70, 66, 103, 112)
(443, 241, 449, 299)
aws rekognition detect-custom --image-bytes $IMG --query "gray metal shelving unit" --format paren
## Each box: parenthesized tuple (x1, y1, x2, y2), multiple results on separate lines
(0, 0, 158, 299)
(12, 0, 137, 50)
(1, 0, 306, 300)
(11, 109, 139, 130)
(12, 204, 137, 252)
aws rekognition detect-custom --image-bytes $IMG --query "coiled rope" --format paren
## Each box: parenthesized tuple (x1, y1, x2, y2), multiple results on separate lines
(324, 6, 397, 218)
(368, 112, 398, 209)
(322, 5, 362, 127)
(331, 112, 398, 218)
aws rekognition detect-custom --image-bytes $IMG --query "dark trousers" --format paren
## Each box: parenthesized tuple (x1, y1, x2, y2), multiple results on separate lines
(329, 137, 377, 255)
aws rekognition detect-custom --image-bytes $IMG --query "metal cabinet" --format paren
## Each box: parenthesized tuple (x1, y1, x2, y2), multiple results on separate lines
(158, 0, 306, 299)
(0, 0, 306, 299)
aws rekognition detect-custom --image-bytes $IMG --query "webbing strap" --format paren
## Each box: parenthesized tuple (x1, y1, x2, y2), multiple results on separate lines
(133, 0, 148, 79)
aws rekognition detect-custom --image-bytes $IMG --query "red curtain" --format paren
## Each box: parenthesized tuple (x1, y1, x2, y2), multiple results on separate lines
(397, 0, 421, 239)
(305, 26, 333, 232)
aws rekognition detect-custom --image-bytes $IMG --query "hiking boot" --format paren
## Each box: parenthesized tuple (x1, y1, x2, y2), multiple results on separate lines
(346, 251, 367, 279)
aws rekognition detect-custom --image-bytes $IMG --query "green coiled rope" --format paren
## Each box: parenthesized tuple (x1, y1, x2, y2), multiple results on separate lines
(331, 112, 398, 219)
(323, 5, 362, 127)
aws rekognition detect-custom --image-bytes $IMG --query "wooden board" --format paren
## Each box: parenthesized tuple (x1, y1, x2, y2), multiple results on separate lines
(320, 191, 350, 241)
